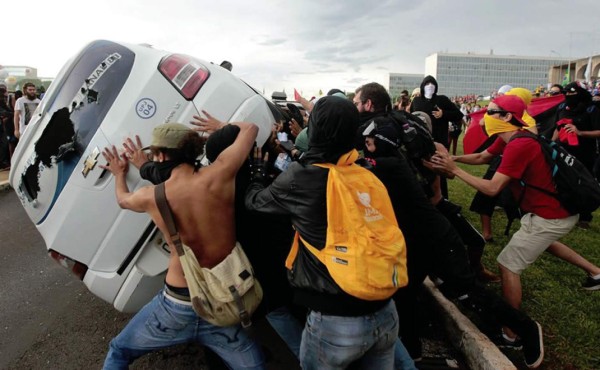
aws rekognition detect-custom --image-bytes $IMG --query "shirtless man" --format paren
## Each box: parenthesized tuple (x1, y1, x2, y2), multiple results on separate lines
(100, 122, 265, 370)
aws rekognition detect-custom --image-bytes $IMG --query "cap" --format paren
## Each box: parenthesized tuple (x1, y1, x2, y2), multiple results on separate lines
(493, 95, 527, 126)
(506, 87, 532, 105)
(143, 123, 193, 150)
(498, 84, 513, 95)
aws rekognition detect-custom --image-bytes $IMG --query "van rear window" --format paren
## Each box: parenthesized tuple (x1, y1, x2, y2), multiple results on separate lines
(21, 41, 134, 201)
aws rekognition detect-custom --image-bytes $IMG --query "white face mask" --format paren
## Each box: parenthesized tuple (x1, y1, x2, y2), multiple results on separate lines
(424, 84, 435, 99)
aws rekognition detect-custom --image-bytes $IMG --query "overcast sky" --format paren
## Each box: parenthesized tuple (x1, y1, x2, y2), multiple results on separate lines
(3, 0, 600, 98)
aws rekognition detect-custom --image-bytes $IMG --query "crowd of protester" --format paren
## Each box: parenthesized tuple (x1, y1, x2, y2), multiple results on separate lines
(6, 72, 600, 369)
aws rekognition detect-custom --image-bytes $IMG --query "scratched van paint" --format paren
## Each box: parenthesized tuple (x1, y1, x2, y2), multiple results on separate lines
(9, 40, 279, 312)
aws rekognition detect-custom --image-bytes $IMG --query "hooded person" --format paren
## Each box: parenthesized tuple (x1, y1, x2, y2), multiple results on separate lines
(358, 117, 547, 368)
(410, 75, 463, 199)
(302, 95, 359, 164)
(245, 95, 412, 369)
(552, 81, 600, 227)
(206, 124, 301, 357)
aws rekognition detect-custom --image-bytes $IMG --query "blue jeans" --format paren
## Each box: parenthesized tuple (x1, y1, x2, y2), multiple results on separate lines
(103, 289, 265, 370)
(266, 306, 303, 358)
(394, 337, 418, 370)
(299, 300, 399, 370)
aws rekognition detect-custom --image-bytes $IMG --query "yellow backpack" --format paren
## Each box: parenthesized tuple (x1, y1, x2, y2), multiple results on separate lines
(285, 150, 408, 301)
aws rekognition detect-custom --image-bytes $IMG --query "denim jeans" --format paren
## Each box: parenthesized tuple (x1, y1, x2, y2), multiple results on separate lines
(266, 306, 304, 358)
(299, 299, 398, 370)
(103, 289, 265, 370)
(394, 337, 418, 370)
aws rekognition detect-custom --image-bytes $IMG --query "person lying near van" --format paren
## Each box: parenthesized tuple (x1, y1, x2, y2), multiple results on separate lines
(99, 122, 266, 370)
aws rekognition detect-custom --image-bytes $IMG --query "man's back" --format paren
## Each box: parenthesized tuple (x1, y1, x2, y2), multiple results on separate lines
(164, 163, 237, 267)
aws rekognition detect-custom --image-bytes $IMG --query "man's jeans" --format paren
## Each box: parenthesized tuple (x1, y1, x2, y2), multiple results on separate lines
(102, 289, 265, 370)
(299, 299, 399, 370)
(266, 305, 304, 358)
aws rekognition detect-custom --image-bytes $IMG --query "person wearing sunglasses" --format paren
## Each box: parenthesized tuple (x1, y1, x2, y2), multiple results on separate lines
(547, 84, 563, 97)
(428, 95, 595, 368)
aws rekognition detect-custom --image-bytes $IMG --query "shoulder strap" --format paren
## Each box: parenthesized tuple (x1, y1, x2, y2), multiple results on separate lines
(508, 131, 560, 202)
(154, 183, 184, 256)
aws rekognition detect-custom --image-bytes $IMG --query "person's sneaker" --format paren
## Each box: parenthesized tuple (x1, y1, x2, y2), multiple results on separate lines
(522, 321, 544, 369)
(495, 333, 523, 350)
(582, 275, 600, 291)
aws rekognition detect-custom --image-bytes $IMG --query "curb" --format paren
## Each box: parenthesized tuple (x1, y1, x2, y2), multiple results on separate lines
(423, 278, 517, 370)
(0, 180, 10, 191)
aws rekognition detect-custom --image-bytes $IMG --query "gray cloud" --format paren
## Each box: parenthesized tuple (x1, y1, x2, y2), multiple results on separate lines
(257, 38, 287, 46)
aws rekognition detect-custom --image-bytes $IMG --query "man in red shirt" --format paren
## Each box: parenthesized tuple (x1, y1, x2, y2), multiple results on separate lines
(430, 95, 580, 368)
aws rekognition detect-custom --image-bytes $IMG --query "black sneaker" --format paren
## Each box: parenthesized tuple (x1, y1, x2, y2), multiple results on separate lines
(495, 334, 523, 350)
(582, 275, 600, 291)
(522, 321, 544, 369)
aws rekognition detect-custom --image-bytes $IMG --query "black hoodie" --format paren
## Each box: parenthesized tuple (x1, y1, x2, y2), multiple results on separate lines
(410, 75, 463, 146)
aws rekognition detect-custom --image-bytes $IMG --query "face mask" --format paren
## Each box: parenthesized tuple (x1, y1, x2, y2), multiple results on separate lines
(139, 160, 179, 184)
(484, 114, 519, 137)
(424, 84, 435, 99)
(565, 94, 581, 108)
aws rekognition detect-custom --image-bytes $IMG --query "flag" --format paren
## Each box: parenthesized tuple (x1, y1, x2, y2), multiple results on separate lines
(562, 70, 570, 87)
(294, 88, 301, 101)
(463, 110, 488, 154)
(462, 94, 565, 154)
(584, 56, 593, 83)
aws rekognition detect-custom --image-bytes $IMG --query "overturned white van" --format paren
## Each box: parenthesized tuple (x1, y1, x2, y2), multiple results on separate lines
(9, 40, 278, 312)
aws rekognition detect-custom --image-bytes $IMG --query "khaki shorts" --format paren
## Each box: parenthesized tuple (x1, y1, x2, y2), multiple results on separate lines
(497, 213, 578, 275)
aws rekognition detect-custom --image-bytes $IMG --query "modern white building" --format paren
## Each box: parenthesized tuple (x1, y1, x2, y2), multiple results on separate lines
(388, 73, 423, 98)
(424, 52, 568, 98)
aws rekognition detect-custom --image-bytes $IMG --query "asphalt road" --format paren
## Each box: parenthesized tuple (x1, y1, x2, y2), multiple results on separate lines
(0, 188, 300, 370)
(0, 187, 464, 370)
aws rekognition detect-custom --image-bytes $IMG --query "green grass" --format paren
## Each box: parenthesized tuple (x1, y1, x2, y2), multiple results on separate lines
(449, 136, 600, 369)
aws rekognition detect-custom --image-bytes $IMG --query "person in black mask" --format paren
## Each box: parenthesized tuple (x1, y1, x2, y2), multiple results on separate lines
(552, 81, 600, 229)
(360, 118, 545, 369)
(246, 96, 412, 370)
(121, 132, 185, 184)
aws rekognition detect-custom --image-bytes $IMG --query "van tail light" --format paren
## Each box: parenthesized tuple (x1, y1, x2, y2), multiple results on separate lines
(158, 54, 210, 100)
(48, 250, 88, 280)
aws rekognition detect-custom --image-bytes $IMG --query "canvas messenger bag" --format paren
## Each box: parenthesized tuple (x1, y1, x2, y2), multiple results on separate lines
(154, 182, 262, 327)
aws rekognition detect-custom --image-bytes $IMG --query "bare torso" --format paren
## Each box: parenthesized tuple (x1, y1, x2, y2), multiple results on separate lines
(143, 164, 237, 288)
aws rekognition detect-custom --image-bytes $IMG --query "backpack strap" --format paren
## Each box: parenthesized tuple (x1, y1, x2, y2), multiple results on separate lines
(508, 131, 561, 204)
(154, 183, 184, 256)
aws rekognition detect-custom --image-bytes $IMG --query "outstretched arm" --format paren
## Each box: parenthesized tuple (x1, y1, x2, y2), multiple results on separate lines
(452, 150, 494, 165)
(211, 122, 258, 178)
(430, 145, 510, 197)
(100, 145, 151, 212)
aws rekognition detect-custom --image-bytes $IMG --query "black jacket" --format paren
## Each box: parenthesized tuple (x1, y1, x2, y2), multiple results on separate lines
(410, 75, 463, 146)
(245, 97, 388, 316)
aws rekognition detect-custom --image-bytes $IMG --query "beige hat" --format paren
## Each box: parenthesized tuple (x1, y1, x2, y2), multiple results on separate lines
(143, 123, 193, 150)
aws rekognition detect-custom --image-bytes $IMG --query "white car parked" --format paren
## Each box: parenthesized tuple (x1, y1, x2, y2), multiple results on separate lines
(9, 40, 279, 312)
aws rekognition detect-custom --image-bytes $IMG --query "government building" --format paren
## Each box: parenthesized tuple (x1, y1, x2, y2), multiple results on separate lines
(405, 52, 567, 98)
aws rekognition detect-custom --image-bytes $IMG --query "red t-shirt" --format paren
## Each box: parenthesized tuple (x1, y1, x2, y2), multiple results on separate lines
(496, 136, 571, 219)
(486, 137, 506, 156)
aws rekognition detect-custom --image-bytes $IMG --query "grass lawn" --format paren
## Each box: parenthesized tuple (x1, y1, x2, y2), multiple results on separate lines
(448, 135, 600, 369)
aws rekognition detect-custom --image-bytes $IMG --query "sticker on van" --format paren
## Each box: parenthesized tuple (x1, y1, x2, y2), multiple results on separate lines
(135, 98, 157, 119)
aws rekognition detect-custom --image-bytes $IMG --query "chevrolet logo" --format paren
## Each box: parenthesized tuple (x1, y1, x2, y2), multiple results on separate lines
(82, 147, 100, 178)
